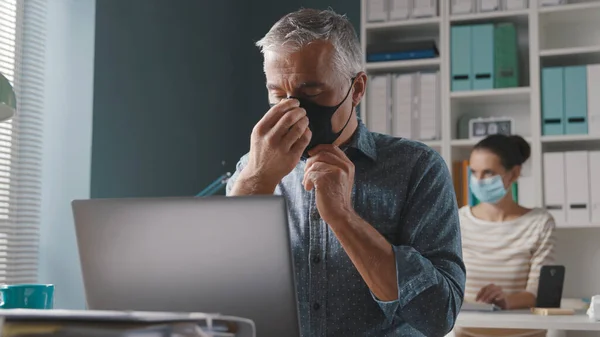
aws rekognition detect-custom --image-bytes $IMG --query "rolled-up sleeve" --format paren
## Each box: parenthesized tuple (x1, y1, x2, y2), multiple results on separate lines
(372, 150, 466, 336)
(225, 154, 249, 196)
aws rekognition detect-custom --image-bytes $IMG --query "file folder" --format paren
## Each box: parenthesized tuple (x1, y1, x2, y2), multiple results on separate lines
(478, 0, 500, 12)
(471, 24, 495, 90)
(451, 25, 472, 91)
(367, 0, 387, 22)
(588, 64, 600, 136)
(419, 72, 440, 140)
(412, 0, 437, 18)
(543, 152, 566, 224)
(389, 0, 410, 20)
(589, 151, 600, 223)
(504, 0, 528, 10)
(541, 67, 565, 135)
(392, 73, 414, 138)
(494, 23, 519, 88)
(565, 151, 590, 224)
(367, 74, 391, 134)
(564, 66, 588, 135)
(452, 0, 475, 14)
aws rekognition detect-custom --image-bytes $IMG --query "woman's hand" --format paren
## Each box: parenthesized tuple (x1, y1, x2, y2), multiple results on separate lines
(476, 284, 508, 309)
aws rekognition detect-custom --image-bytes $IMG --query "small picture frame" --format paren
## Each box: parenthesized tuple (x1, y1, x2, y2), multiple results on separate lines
(468, 117, 514, 140)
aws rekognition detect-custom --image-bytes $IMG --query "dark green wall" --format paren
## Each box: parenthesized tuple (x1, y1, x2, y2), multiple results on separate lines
(91, 0, 359, 198)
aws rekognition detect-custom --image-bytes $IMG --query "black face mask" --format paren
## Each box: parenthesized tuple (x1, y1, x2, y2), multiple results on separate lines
(273, 78, 355, 159)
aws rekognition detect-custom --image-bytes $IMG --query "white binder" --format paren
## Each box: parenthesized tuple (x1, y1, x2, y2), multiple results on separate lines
(411, 0, 437, 18)
(504, 0, 528, 10)
(478, 0, 500, 12)
(367, 0, 387, 22)
(589, 151, 600, 223)
(451, 0, 475, 14)
(539, 0, 565, 6)
(543, 152, 566, 224)
(367, 74, 391, 134)
(588, 64, 600, 136)
(565, 151, 590, 224)
(392, 73, 414, 138)
(418, 72, 439, 140)
(389, 0, 411, 20)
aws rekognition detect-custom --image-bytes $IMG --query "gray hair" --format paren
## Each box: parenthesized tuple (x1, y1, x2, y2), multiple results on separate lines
(255, 8, 363, 80)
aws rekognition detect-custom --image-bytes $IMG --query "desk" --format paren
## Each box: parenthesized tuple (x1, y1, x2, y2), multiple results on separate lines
(456, 310, 600, 331)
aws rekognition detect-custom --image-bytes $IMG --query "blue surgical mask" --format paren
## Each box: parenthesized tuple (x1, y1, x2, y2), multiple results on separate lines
(469, 175, 507, 204)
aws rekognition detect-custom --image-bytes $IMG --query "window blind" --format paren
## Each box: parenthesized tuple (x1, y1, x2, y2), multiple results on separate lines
(0, 0, 46, 284)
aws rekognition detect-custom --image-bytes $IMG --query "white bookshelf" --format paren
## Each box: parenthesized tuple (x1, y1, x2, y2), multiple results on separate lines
(359, 0, 600, 229)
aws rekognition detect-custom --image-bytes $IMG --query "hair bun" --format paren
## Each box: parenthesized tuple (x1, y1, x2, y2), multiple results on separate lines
(508, 135, 531, 164)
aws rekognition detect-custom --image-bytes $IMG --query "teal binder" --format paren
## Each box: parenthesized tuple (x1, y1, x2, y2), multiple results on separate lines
(494, 23, 519, 88)
(451, 25, 472, 91)
(564, 66, 588, 135)
(472, 24, 495, 90)
(542, 67, 565, 136)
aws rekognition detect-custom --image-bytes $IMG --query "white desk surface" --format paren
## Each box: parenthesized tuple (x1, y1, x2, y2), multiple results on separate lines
(456, 310, 600, 331)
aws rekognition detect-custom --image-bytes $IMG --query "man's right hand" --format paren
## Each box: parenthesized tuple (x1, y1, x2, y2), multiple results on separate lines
(232, 98, 312, 195)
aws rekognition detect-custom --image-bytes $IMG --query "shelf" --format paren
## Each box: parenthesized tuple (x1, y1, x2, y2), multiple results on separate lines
(365, 17, 440, 31)
(541, 135, 600, 143)
(451, 139, 479, 147)
(450, 9, 530, 25)
(450, 87, 531, 105)
(539, 45, 600, 66)
(452, 136, 533, 148)
(365, 58, 440, 72)
(539, 1, 600, 14)
(422, 140, 442, 148)
(540, 45, 600, 57)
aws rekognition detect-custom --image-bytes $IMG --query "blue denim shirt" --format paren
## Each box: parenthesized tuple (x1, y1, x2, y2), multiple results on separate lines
(226, 120, 465, 336)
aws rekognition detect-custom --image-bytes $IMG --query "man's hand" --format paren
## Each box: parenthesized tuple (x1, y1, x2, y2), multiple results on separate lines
(477, 284, 508, 309)
(235, 99, 312, 195)
(303, 144, 355, 225)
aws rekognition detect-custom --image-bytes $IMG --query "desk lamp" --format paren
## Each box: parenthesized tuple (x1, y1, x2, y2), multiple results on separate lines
(0, 72, 16, 121)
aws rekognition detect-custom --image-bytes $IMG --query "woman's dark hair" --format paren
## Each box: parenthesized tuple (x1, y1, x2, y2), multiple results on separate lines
(472, 134, 531, 170)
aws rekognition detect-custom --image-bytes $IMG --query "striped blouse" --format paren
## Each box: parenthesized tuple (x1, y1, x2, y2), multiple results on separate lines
(455, 206, 556, 337)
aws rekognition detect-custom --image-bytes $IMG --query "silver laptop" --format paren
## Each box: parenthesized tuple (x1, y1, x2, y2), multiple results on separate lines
(72, 196, 300, 337)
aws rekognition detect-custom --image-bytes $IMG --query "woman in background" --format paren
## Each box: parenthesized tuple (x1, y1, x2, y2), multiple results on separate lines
(455, 134, 556, 337)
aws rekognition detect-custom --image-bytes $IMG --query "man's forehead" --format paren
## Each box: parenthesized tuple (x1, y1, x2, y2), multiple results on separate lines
(264, 41, 335, 77)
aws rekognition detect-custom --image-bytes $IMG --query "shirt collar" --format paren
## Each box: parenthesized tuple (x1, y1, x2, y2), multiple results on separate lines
(342, 119, 377, 162)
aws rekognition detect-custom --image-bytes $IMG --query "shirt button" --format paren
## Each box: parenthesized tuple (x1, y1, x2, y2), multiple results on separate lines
(313, 302, 321, 311)
(312, 255, 321, 264)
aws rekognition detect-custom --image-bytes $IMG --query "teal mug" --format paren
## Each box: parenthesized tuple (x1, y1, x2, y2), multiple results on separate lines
(0, 284, 54, 309)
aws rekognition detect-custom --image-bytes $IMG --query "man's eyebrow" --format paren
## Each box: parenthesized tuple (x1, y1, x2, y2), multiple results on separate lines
(300, 81, 325, 88)
(266, 81, 325, 90)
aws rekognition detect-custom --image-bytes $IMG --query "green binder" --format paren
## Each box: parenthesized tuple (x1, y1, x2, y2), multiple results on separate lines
(494, 23, 519, 88)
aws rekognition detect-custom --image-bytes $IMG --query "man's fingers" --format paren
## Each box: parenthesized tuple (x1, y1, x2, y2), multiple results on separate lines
(255, 99, 300, 134)
(308, 144, 351, 164)
(290, 128, 312, 156)
(270, 107, 308, 140)
(281, 116, 309, 150)
(303, 162, 335, 191)
(306, 151, 349, 173)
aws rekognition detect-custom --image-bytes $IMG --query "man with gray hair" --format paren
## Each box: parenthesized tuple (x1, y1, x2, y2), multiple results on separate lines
(227, 8, 465, 337)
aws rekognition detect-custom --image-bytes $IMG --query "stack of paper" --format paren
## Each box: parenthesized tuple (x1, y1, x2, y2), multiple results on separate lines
(0, 309, 255, 337)
(418, 72, 440, 140)
(367, 75, 391, 135)
(392, 74, 414, 139)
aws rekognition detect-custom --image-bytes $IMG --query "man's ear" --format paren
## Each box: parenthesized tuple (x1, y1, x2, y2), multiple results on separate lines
(352, 71, 367, 107)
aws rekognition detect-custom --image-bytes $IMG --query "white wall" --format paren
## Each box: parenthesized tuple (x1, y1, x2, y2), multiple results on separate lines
(37, 0, 96, 309)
